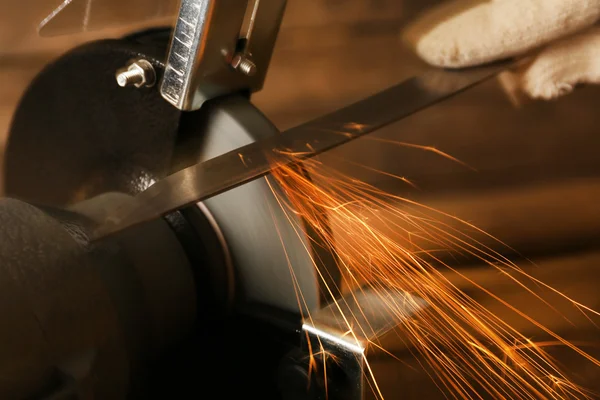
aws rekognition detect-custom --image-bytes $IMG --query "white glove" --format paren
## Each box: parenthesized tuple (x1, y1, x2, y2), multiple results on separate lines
(403, 0, 600, 100)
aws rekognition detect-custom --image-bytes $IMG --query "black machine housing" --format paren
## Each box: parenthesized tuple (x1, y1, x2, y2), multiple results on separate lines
(2, 29, 318, 399)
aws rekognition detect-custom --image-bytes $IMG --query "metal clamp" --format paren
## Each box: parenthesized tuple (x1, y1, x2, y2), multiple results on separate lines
(160, 0, 287, 111)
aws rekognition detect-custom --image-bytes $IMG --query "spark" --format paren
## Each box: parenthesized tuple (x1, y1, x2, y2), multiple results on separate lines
(238, 153, 247, 167)
(264, 139, 600, 400)
(343, 122, 370, 132)
(360, 136, 477, 171)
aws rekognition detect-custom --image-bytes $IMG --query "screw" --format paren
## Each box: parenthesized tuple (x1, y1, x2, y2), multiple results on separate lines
(230, 54, 257, 77)
(115, 59, 156, 88)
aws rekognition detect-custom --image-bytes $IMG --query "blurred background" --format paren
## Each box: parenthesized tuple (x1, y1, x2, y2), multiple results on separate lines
(2, 1, 600, 397)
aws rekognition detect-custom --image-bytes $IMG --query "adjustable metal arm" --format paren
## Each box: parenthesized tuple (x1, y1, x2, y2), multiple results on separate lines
(161, 0, 287, 111)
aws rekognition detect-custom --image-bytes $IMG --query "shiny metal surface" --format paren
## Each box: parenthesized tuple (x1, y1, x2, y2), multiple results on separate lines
(230, 54, 257, 76)
(173, 95, 322, 314)
(300, 288, 427, 400)
(93, 61, 511, 240)
(38, 0, 178, 37)
(115, 59, 156, 88)
(160, 0, 286, 111)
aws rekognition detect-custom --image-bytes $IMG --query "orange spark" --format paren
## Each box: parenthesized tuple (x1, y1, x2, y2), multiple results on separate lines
(264, 141, 600, 400)
(238, 153, 247, 167)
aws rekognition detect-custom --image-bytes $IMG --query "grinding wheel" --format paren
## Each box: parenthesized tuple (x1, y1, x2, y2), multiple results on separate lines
(3, 29, 337, 317)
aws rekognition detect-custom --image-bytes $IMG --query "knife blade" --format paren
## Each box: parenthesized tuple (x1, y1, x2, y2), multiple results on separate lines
(91, 61, 511, 240)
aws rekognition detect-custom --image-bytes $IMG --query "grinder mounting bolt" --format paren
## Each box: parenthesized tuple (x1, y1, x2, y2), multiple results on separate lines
(115, 59, 156, 88)
(230, 54, 257, 77)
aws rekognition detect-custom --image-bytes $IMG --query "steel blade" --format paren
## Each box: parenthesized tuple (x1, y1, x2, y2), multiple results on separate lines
(91, 61, 510, 240)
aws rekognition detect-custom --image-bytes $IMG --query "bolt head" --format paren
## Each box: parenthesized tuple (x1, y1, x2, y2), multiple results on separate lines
(130, 63, 148, 88)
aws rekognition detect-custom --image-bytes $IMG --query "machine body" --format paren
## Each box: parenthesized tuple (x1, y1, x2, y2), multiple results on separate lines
(2, 30, 329, 399)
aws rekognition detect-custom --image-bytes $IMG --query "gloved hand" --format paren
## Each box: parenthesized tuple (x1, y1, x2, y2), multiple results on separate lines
(403, 0, 600, 100)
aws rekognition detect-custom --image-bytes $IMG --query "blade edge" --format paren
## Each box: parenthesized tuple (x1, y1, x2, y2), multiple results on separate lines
(92, 61, 511, 240)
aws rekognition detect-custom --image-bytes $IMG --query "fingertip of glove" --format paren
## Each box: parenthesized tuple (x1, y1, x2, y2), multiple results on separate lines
(414, 36, 470, 69)
(401, 29, 476, 69)
(523, 73, 578, 101)
(400, 0, 490, 69)
(401, 23, 456, 68)
(520, 29, 600, 100)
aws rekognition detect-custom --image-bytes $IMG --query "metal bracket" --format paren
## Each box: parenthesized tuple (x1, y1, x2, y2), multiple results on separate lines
(282, 288, 427, 400)
(160, 0, 287, 111)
